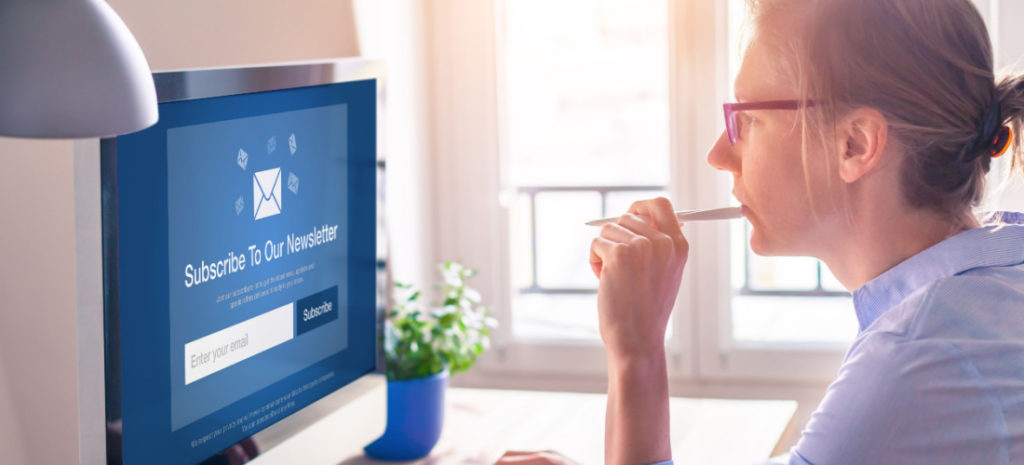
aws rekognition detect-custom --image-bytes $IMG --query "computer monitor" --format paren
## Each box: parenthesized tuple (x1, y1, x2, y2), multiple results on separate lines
(97, 59, 384, 465)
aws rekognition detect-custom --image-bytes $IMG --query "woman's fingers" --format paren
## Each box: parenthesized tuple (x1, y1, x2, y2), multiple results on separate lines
(600, 221, 640, 243)
(591, 201, 684, 279)
(616, 213, 660, 238)
(625, 198, 688, 258)
(494, 450, 577, 465)
(589, 236, 617, 278)
(628, 197, 681, 237)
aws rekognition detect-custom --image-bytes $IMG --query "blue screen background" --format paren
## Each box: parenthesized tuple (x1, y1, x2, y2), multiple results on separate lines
(112, 80, 377, 465)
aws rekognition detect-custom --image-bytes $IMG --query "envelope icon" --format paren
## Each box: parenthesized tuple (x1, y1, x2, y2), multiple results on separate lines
(237, 148, 248, 170)
(267, 136, 277, 154)
(253, 167, 282, 220)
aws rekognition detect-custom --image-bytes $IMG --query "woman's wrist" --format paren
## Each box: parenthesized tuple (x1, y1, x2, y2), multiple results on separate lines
(607, 348, 668, 385)
(604, 345, 671, 465)
(602, 327, 668, 364)
(606, 339, 667, 368)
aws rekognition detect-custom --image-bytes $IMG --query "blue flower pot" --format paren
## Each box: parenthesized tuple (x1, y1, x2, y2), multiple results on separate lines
(364, 370, 448, 461)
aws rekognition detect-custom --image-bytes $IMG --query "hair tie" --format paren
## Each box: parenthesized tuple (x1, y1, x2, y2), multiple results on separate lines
(964, 101, 1007, 162)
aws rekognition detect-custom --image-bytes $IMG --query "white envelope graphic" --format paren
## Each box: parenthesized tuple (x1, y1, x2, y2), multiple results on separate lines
(253, 167, 282, 220)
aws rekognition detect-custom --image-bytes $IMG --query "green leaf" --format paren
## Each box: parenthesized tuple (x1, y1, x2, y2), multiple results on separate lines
(439, 313, 457, 328)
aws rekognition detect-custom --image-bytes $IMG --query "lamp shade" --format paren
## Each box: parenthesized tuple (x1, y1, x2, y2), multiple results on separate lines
(0, 0, 158, 139)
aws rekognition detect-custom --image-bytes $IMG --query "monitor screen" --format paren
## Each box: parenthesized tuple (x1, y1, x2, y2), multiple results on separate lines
(101, 64, 379, 465)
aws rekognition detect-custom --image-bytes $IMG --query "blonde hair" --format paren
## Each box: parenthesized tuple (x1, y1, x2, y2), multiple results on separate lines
(746, 0, 1024, 229)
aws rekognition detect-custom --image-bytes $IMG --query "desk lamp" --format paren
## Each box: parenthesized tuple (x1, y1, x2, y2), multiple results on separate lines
(0, 0, 158, 138)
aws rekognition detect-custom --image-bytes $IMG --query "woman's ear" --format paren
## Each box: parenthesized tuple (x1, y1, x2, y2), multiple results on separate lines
(837, 107, 888, 183)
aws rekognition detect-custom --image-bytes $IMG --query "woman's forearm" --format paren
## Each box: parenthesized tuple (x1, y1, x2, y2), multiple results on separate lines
(605, 352, 671, 465)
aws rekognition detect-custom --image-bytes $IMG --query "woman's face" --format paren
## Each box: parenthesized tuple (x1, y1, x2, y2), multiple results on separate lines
(707, 36, 840, 257)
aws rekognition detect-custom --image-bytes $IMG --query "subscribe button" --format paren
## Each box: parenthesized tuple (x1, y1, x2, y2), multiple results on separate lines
(296, 285, 339, 336)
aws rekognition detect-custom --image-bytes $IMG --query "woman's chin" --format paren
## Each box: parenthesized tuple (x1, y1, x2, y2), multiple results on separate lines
(748, 234, 770, 256)
(748, 228, 781, 256)
(750, 227, 809, 257)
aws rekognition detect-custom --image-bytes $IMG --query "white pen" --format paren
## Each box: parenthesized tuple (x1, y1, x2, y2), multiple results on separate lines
(585, 206, 744, 227)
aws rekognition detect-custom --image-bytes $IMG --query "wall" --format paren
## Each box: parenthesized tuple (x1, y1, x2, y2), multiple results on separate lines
(0, 138, 76, 465)
(0, 138, 79, 465)
(0, 351, 28, 465)
(111, 0, 357, 72)
(352, 0, 435, 288)
(0, 2, 358, 463)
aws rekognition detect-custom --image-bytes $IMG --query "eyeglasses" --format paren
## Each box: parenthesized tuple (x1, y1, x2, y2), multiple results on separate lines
(723, 100, 817, 145)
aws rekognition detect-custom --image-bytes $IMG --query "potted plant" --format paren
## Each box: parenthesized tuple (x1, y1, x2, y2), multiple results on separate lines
(364, 261, 498, 461)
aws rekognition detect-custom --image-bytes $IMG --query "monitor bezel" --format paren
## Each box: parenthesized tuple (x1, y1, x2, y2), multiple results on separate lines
(86, 58, 386, 465)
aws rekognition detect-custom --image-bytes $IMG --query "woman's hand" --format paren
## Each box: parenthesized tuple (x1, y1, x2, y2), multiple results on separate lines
(589, 197, 689, 361)
(493, 450, 580, 465)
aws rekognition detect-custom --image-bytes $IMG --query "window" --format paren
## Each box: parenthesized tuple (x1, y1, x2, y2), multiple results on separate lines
(731, 223, 856, 345)
(502, 0, 670, 343)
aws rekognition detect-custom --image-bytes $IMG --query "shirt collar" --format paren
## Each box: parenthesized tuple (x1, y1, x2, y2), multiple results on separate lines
(852, 211, 1024, 332)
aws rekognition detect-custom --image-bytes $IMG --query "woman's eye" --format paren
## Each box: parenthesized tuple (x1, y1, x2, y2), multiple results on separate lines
(739, 113, 757, 135)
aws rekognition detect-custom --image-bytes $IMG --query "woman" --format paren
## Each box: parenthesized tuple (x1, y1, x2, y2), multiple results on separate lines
(497, 0, 1024, 464)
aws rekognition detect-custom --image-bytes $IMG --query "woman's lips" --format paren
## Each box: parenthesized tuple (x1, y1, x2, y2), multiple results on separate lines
(732, 191, 750, 217)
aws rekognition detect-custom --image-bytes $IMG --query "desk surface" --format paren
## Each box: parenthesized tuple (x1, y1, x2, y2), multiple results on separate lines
(326, 387, 797, 465)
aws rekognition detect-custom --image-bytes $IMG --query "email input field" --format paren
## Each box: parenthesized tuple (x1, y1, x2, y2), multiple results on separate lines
(184, 303, 295, 385)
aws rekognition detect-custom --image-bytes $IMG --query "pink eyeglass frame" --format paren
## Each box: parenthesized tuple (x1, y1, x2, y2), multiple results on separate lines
(723, 100, 818, 145)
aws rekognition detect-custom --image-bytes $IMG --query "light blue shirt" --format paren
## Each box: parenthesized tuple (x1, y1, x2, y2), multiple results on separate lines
(651, 211, 1024, 465)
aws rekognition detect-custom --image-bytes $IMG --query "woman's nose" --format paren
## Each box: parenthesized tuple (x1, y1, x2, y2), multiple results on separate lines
(707, 130, 740, 174)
